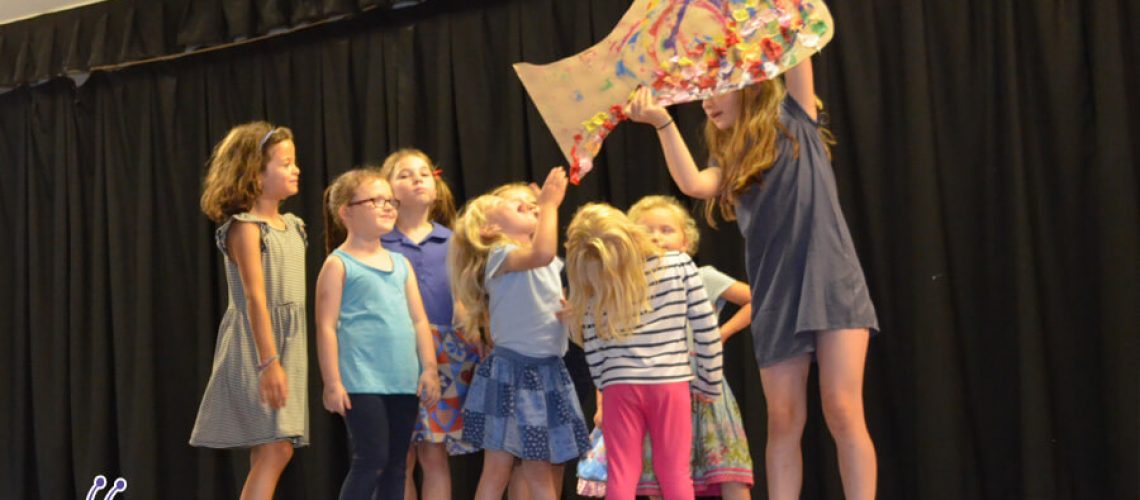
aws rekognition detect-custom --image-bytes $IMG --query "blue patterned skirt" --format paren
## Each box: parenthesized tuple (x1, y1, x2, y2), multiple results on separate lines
(461, 347, 590, 463)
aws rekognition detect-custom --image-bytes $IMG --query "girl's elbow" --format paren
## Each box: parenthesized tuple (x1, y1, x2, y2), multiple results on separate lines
(532, 249, 556, 267)
(680, 184, 716, 200)
(242, 293, 267, 309)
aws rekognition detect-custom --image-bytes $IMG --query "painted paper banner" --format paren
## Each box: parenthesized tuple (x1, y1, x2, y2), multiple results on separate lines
(514, 0, 834, 183)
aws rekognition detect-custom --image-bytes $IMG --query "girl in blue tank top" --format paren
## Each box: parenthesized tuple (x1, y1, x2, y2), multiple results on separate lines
(315, 168, 441, 500)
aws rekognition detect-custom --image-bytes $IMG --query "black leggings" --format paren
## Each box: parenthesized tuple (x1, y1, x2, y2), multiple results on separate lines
(339, 394, 419, 500)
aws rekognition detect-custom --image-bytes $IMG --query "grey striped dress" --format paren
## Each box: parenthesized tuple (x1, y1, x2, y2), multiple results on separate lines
(190, 212, 310, 449)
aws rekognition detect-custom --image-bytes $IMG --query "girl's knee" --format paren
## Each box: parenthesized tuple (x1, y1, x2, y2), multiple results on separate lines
(820, 393, 866, 438)
(766, 403, 807, 437)
(417, 443, 448, 470)
(480, 458, 514, 487)
(256, 441, 294, 468)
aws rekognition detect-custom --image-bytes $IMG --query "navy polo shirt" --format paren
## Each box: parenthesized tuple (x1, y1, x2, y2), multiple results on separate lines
(381, 222, 454, 326)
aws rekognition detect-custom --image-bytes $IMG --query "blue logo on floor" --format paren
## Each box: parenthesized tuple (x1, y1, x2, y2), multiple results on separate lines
(86, 475, 127, 500)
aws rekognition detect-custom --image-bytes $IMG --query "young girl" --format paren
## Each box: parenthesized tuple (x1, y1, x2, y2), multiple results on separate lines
(563, 202, 724, 500)
(627, 195, 755, 499)
(314, 168, 441, 500)
(627, 58, 880, 500)
(491, 184, 576, 500)
(375, 149, 480, 500)
(191, 122, 308, 500)
(450, 168, 591, 500)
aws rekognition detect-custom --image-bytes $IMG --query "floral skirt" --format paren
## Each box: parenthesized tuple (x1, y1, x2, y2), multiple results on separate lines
(411, 325, 481, 455)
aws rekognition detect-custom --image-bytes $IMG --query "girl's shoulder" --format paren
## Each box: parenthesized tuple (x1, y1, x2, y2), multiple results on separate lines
(215, 212, 267, 254)
(389, 251, 411, 272)
(430, 222, 453, 239)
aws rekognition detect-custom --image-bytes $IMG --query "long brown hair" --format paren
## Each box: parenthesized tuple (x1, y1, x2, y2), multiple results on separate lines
(322, 168, 386, 254)
(378, 148, 457, 228)
(200, 122, 294, 223)
(703, 80, 834, 225)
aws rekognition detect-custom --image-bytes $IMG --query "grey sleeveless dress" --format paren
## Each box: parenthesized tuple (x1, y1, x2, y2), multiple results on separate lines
(190, 212, 309, 448)
(734, 97, 879, 368)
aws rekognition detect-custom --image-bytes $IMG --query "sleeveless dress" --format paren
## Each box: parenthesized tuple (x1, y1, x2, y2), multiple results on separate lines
(735, 96, 879, 368)
(190, 212, 309, 448)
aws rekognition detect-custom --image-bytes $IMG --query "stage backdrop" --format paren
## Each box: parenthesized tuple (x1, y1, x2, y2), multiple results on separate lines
(0, 1, 1136, 499)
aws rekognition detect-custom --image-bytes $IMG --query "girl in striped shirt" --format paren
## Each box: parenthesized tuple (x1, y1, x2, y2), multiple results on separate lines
(564, 203, 724, 500)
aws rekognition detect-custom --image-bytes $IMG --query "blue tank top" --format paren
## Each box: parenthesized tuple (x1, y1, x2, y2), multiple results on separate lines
(334, 249, 420, 394)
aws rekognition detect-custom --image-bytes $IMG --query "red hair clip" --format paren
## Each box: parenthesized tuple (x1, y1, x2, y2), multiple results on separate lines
(432, 168, 443, 177)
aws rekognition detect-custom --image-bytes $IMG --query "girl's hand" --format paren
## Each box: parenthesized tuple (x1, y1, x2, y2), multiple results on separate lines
(555, 298, 569, 323)
(258, 361, 288, 409)
(593, 407, 603, 429)
(418, 371, 441, 408)
(536, 167, 568, 209)
(692, 390, 716, 404)
(475, 334, 493, 359)
(322, 383, 352, 416)
(625, 87, 672, 129)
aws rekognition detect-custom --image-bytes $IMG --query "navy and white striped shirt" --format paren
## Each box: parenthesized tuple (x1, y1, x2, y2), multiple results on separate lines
(581, 251, 723, 396)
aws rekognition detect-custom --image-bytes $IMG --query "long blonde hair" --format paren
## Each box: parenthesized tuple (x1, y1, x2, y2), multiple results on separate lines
(200, 122, 294, 223)
(703, 80, 834, 225)
(564, 203, 662, 343)
(322, 168, 387, 254)
(448, 194, 514, 344)
(627, 195, 700, 255)
(379, 148, 457, 228)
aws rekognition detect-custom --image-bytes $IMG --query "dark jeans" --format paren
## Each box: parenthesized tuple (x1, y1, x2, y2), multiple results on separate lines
(339, 393, 419, 500)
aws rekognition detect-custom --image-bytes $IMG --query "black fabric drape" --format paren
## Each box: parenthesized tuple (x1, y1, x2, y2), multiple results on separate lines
(1, 0, 1136, 499)
(0, 0, 427, 88)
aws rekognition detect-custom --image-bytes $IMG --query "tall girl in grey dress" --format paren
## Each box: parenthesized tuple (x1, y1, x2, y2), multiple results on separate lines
(193, 122, 309, 500)
(627, 59, 879, 500)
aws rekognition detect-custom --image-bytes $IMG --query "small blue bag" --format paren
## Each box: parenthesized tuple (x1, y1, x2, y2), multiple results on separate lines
(575, 427, 607, 497)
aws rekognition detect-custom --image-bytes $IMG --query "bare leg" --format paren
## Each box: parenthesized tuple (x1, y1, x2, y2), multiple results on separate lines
(817, 329, 876, 500)
(404, 445, 418, 500)
(416, 442, 451, 500)
(518, 460, 557, 500)
(550, 464, 565, 498)
(758, 355, 811, 500)
(474, 450, 516, 500)
(720, 481, 752, 500)
(240, 441, 294, 500)
(508, 462, 529, 500)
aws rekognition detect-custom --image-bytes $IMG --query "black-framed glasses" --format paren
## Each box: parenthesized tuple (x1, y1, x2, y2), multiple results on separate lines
(347, 196, 400, 210)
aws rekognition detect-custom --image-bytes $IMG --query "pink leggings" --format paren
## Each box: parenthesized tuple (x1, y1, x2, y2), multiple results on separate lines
(602, 382, 693, 500)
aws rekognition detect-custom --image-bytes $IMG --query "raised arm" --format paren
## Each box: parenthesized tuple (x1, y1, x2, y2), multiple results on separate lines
(626, 87, 723, 200)
(785, 58, 817, 121)
(501, 167, 568, 272)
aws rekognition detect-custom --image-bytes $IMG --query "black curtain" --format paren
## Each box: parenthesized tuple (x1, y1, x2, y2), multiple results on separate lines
(0, 0, 427, 87)
(1, 1, 1136, 499)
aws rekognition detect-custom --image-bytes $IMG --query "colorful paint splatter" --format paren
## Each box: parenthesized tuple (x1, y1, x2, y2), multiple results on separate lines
(514, 0, 834, 183)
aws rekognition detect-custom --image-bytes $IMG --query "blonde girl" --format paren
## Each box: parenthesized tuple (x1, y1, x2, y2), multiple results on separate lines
(563, 203, 724, 500)
(450, 168, 590, 500)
